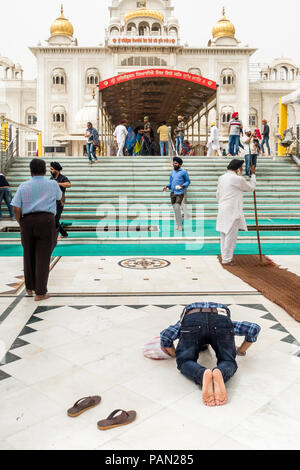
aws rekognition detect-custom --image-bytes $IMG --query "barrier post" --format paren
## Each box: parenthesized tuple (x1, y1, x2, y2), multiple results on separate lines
(38, 133, 43, 157)
(278, 98, 287, 157)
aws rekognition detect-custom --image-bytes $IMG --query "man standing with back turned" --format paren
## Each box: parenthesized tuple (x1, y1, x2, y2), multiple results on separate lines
(216, 159, 256, 266)
(11, 159, 62, 301)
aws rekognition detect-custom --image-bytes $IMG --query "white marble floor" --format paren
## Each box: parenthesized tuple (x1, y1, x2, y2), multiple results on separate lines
(0, 255, 299, 450)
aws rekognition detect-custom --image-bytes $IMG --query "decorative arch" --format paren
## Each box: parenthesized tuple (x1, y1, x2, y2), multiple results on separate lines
(249, 107, 258, 127)
(221, 105, 234, 125)
(138, 21, 150, 36)
(279, 66, 288, 81)
(188, 67, 202, 76)
(221, 68, 235, 86)
(25, 107, 37, 126)
(52, 68, 66, 87)
(86, 67, 100, 86)
(151, 22, 161, 35)
(52, 105, 66, 124)
(127, 22, 136, 33)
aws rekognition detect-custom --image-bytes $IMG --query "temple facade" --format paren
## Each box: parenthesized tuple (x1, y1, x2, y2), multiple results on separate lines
(0, 0, 300, 156)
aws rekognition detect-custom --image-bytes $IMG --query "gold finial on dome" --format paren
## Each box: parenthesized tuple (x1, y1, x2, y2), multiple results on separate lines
(50, 4, 74, 38)
(212, 7, 236, 39)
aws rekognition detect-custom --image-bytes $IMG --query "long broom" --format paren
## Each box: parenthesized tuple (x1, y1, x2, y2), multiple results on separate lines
(251, 158, 273, 267)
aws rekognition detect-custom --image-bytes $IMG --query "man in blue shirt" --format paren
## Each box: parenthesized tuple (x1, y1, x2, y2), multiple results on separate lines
(163, 157, 190, 231)
(11, 159, 62, 302)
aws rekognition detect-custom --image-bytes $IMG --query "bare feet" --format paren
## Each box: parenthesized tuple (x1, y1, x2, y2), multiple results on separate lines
(222, 261, 236, 266)
(202, 369, 216, 407)
(26, 290, 34, 297)
(34, 294, 50, 302)
(212, 369, 227, 406)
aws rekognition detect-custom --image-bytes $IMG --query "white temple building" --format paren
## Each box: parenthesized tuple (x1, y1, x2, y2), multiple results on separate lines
(0, 0, 300, 156)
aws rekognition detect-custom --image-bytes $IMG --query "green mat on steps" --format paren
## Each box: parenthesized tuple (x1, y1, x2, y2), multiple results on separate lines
(1, 243, 300, 257)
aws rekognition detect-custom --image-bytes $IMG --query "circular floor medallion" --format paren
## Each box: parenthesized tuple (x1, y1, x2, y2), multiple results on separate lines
(119, 258, 170, 270)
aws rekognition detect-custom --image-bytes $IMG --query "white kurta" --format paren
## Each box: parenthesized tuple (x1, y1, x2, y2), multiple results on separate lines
(114, 125, 128, 157)
(113, 125, 128, 143)
(216, 171, 256, 234)
(207, 126, 221, 156)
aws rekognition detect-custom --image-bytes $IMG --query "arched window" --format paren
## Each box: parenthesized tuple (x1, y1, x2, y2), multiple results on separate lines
(249, 108, 258, 127)
(151, 23, 161, 35)
(169, 27, 178, 36)
(127, 22, 136, 33)
(188, 68, 202, 76)
(52, 68, 66, 88)
(52, 106, 66, 124)
(279, 67, 288, 80)
(139, 22, 149, 36)
(110, 27, 119, 35)
(290, 69, 295, 80)
(221, 69, 235, 87)
(86, 68, 100, 86)
(263, 73, 268, 80)
(26, 107, 37, 126)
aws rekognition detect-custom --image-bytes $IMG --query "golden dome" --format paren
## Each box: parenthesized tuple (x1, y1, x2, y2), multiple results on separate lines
(50, 5, 74, 38)
(212, 7, 235, 39)
(124, 8, 164, 24)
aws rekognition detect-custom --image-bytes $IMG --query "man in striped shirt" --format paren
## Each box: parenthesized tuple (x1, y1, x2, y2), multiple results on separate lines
(228, 112, 243, 156)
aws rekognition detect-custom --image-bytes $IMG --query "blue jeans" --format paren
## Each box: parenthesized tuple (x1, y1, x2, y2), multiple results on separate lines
(261, 136, 271, 155)
(245, 154, 258, 176)
(0, 188, 14, 219)
(86, 142, 97, 162)
(228, 135, 240, 156)
(160, 141, 169, 156)
(176, 136, 188, 154)
(176, 312, 237, 387)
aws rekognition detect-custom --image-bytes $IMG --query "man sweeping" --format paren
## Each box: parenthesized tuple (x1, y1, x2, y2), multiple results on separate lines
(216, 159, 256, 266)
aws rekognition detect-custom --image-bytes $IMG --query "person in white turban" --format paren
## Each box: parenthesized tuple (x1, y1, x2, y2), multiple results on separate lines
(207, 121, 222, 157)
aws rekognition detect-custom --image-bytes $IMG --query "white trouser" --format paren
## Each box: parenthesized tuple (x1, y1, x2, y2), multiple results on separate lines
(208, 143, 222, 157)
(173, 203, 183, 229)
(117, 138, 126, 157)
(220, 219, 241, 263)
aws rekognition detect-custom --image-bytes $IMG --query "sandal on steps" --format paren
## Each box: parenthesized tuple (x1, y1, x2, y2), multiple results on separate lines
(97, 409, 137, 431)
(67, 396, 101, 417)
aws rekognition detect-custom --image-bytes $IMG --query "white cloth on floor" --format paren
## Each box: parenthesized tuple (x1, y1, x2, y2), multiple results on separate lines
(216, 171, 256, 235)
(220, 218, 241, 263)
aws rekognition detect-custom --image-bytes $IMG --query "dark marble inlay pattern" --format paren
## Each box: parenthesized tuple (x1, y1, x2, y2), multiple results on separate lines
(0, 370, 11, 381)
(261, 313, 278, 322)
(240, 304, 268, 312)
(10, 338, 29, 350)
(270, 323, 289, 333)
(281, 335, 300, 346)
(19, 326, 36, 337)
(0, 352, 21, 366)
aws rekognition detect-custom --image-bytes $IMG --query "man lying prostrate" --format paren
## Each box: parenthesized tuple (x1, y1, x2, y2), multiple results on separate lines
(160, 302, 261, 407)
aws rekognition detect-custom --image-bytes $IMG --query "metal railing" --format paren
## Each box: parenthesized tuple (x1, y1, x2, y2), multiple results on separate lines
(0, 125, 19, 173)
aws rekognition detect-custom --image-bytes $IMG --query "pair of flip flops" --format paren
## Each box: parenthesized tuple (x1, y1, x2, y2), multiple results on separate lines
(67, 396, 137, 431)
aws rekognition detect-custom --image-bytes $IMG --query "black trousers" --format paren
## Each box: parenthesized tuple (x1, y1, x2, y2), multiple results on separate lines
(56, 204, 68, 237)
(20, 213, 57, 295)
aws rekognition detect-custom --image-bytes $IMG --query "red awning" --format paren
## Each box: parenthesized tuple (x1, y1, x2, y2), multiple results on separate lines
(99, 69, 217, 127)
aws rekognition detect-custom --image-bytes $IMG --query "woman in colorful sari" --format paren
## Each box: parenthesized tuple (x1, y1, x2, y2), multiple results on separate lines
(125, 127, 136, 156)
(134, 129, 143, 156)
